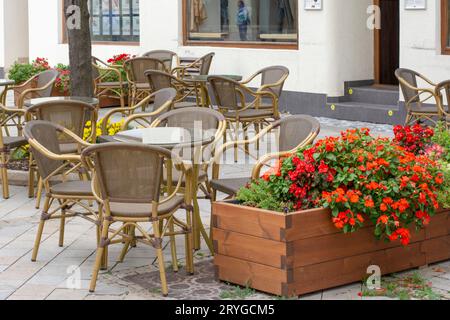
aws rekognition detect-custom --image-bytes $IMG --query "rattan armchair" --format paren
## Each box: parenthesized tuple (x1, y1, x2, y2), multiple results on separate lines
(142, 50, 180, 71)
(211, 115, 321, 201)
(102, 88, 177, 134)
(145, 70, 198, 109)
(435, 80, 450, 129)
(241, 66, 289, 119)
(81, 143, 193, 296)
(208, 75, 279, 162)
(395, 68, 441, 125)
(0, 69, 59, 136)
(124, 57, 169, 109)
(25, 100, 97, 207)
(172, 52, 215, 79)
(92, 56, 128, 111)
(24, 121, 96, 262)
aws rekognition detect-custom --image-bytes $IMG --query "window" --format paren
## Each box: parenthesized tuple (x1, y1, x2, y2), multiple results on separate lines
(183, 0, 298, 49)
(89, 0, 140, 42)
(442, 0, 450, 54)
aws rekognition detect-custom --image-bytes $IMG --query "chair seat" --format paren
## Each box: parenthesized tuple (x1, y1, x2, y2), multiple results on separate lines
(164, 168, 207, 185)
(109, 195, 185, 218)
(410, 105, 440, 114)
(224, 109, 274, 119)
(60, 143, 79, 154)
(51, 181, 93, 196)
(2, 136, 27, 149)
(135, 83, 151, 90)
(97, 81, 128, 88)
(174, 101, 198, 109)
(210, 177, 251, 196)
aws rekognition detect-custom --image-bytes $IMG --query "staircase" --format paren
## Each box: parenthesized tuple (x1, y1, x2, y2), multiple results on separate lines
(326, 84, 403, 125)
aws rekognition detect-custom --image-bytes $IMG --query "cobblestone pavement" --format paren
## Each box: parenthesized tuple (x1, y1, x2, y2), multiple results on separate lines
(0, 104, 448, 300)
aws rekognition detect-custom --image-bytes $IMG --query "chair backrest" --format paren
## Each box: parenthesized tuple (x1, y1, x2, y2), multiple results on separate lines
(26, 100, 96, 143)
(82, 143, 171, 204)
(35, 70, 59, 98)
(259, 66, 289, 98)
(153, 107, 224, 133)
(198, 52, 215, 75)
(125, 57, 168, 84)
(145, 70, 175, 92)
(24, 121, 64, 180)
(273, 115, 320, 152)
(395, 68, 421, 104)
(142, 50, 178, 71)
(435, 80, 450, 114)
(207, 76, 244, 111)
(152, 88, 177, 111)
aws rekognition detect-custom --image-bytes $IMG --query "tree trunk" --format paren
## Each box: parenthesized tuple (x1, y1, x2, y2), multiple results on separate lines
(64, 0, 93, 97)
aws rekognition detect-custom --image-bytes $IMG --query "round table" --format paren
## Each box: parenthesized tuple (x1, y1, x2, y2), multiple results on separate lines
(0, 79, 15, 105)
(184, 75, 243, 108)
(109, 127, 216, 253)
(24, 96, 99, 108)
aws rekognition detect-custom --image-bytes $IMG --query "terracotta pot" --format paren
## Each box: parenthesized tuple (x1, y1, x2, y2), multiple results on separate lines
(51, 86, 70, 97)
(212, 201, 450, 297)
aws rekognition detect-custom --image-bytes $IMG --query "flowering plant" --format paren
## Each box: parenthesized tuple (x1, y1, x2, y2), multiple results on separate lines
(54, 63, 71, 94)
(102, 53, 132, 83)
(393, 124, 434, 154)
(237, 128, 445, 246)
(83, 118, 124, 142)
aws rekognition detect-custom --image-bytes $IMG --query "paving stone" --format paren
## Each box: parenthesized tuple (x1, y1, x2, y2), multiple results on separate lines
(45, 288, 90, 300)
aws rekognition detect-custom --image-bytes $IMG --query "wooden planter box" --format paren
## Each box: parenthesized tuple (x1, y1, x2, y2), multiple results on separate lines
(99, 96, 128, 108)
(212, 201, 450, 297)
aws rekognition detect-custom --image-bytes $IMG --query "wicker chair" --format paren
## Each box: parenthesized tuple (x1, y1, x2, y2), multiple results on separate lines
(102, 88, 177, 133)
(81, 143, 193, 296)
(142, 50, 179, 71)
(172, 52, 215, 79)
(395, 68, 441, 125)
(208, 75, 279, 162)
(241, 66, 289, 119)
(124, 57, 169, 109)
(150, 107, 226, 252)
(0, 127, 27, 199)
(24, 121, 96, 262)
(92, 56, 128, 111)
(434, 80, 450, 129)
(145, 70, 198, 109)
(1, 69, 59, 136)
(25, 100, 97, 207)
(211, 115, 321, 201)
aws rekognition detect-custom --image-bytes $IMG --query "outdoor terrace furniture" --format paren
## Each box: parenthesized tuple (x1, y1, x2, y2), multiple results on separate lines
(145, 70, 198, 109)
(395, 68, 441, 125)
(24, 121, 96, 261)
(1, 69, 59, 136)
(435, 80, 450, 129)
(207, 75, 279, 162)
(210, 115, 321, 201)
(124, 57, 169, 109)
(0, 128, 27, 199)
(240, 66, 290, 120)
(92, 56, 128, 111)
(25, 100, 97, 207)
(142, 50, 180, 71)
(101, 88, 177, 134)
(81, 143, 194, 296)
(172, 52, 215, 79)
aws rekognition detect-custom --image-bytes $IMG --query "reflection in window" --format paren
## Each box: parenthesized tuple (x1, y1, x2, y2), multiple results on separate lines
(186, 0, 298, 45)
(90, 0, 140, 42)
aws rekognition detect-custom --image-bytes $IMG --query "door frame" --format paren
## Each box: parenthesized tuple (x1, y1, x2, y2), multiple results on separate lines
(374, 0, 381, 84)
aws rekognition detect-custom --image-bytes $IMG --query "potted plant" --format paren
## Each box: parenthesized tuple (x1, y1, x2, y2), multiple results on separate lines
(213, 127, 449, 297)
(53, 63, 71, 96)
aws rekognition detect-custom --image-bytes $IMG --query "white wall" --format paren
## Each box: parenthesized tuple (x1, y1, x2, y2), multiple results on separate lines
(400, 0, 450, 90)
(27, 0, 375, 96)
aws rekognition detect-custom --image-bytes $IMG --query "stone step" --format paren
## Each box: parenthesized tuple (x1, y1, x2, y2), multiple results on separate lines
(326, 101, 403, 125)
(346, 85, 399, 105)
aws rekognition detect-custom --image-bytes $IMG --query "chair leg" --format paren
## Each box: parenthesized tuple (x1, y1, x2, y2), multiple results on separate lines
(35, 177, 43, 209)
(31, 195, 50, 262)
(185, 208, 194, 275)
(90, 219, 110, 293)
(28, 157, 35, 198)
(234, 122, 239, 163)
(153, 220, 169, 297)
(59, 207, 66, 247)
(1, 151, 9, 199)
(169, 219, 179, 273)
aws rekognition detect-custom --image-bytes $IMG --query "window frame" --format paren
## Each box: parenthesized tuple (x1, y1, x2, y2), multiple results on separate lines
(181, 0, 299, 50)
(442, 0, 450, 54)
(61, 0, 140, 46)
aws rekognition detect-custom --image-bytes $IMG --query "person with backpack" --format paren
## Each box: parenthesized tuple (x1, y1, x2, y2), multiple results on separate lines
(236, 1, 250, 41)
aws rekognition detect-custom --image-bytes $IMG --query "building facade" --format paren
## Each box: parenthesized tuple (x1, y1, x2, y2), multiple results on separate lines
(1, 0, 450, 124)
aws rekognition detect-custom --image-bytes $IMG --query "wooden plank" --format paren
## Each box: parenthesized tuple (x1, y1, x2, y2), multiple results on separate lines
(425, 212, 449, 239)
(215, 254, 288, 297)
(422, 235, 450, 264)
(284, 208, 337, 241)
(213, 228, 288, 269)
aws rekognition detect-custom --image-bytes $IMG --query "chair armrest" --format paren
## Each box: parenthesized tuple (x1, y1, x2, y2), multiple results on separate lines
(124, 100, 174, 130)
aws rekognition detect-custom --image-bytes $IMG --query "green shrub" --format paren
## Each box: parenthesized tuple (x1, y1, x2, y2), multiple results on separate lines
(8, 62, 36, 84)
